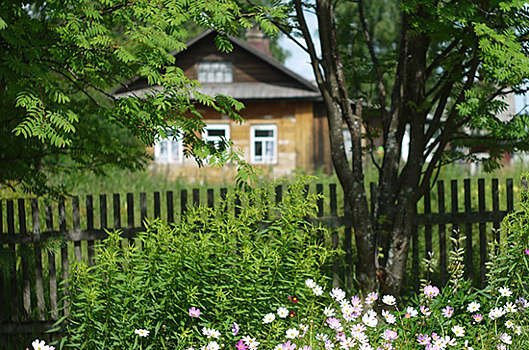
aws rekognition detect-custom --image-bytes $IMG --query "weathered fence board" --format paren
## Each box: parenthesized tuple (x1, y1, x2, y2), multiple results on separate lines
(0, 178, 521, 334)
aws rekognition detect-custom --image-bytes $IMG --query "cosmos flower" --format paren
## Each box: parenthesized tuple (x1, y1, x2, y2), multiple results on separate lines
(442, 306, 454, 318)
(382, 295, 396, 306)
(423, 285, 440, 298)
(452, 325, 465, 337)
(277, 307, 289, 318)
(263, 313, 276, 324)
(188, 307, 201, 317)
(467, 302, 480, 313)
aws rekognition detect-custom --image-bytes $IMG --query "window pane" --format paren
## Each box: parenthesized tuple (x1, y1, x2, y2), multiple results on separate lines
(255, 141, 263, 156)
(255, 130, 274, 137)
(208, 129, 226, 137)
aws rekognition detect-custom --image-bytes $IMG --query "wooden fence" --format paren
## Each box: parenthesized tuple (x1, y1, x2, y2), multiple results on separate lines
(0, 178, 520, 334)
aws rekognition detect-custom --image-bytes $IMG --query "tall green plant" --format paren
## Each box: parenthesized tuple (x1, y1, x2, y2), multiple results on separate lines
(58, 178, 337, 350)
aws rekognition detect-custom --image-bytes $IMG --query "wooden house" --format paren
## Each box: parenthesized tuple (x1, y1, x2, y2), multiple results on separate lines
(114, 30, 333, 181)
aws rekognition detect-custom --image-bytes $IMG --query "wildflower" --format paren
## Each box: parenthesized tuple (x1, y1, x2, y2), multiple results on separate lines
(515, 326, 522, 335)
(351, 296, 362, 307)
(286, 328, 300, 339)
(420, 305, 431, 316)
(324, 306, 336, 317)
(489, 307, 505, 320)
(464, 340, 475, 350)
(382, 309, 396, 324)
(289, 311, 296, 318)
(274, 345, 284, 350)
(500, 333, 512, 345)
(498, 345, 507, 350)
(134, 329, 149, 337)
(351, 323, 366, 334)
(424, 285, 440, 298)
(382, 330, 399, 341)
(330, 288, 346, 301)
(505, 320, 514, 328)
(358, 343, 374, 350)
(288, 296, 299, 303)
(313, 286, 324, 296)
(452, 325, 465, 337)
(281, 341, 296, 350)
(442, 306, 454, 318)
(316, 333, 329, 341)
(362, 313, 378, 327)
(277, 307, 289, 318)
(300, 346, 312, 350)
(306, 279, 317, 289)
(243, 337, 259, 349)
(188, 307, 201, 317)
(324, 340, 335, 350)
(416, 334, 431, 346)
(498, 287, 513, 297)
(473, 314, 483, 323)
(504, 302, 517, 313)
(365, 292, 378, 304)
(467, 302, 480, 313)
(382, 295, 396, 306)
(232, 322, 240, 336)
(525, 249, 529, 255)
(326, 317, 343, 332)
(339, 336, 355, 349)
(32, 340, 49, 350)
(204, 341, 220, 350)
(263, 313, 276, 324)
(404, 307, 418, 318)
(236, 340, 248, 350)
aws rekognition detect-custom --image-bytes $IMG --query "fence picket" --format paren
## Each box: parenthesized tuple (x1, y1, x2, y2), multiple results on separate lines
(424, 190, 432, 259)
(492, 179, 500, 247)
(59, 199, 69, 316)
(207, 189, 214, 209)
(86, 195, 95, 266)
(100, 195, 107, 229)
(478, 179, 487, 288)
(7, 200, 19, 323)
(113, 194, 121, 229)
(451, 180, 459, 240)
(32, 199, 45, 321)
(154, 192, 161, 218)
(45, 204, 58, 320)
(73, 197, 82, 263)
(344, 196, 353, 291)
(437, 181, 447, 285)
(464, 179, 474, 282)
(412, 202, 419, 293)
(167, 191, 174, 223)
(330, 184, 339, 288)
(193, 189, 200, 207)
(18, 199, 31, 321)
(140, 192, 147, 229)
(317, 184, 324, 216)
(181, 189, 188, 215)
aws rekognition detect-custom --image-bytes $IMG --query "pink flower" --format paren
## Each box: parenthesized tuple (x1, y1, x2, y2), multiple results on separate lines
(525, 249, 529, 256)
(420, 305, 432, 316)
(442, 306, 454, 318)
(188, 307, 200, 317)
(473, 314, 483, 323)
(236, 340, 248, 350)
(424, 285, 440, 298)
(382, 329, 399, 341)
(282, 341, 297, 350)
(232, 322, 239, 336)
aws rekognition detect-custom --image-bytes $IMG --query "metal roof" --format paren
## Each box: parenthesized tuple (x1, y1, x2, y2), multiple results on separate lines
(115, 82, 321, 100)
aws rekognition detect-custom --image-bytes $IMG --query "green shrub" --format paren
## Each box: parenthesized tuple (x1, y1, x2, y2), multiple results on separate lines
(58, 178, 337, 350)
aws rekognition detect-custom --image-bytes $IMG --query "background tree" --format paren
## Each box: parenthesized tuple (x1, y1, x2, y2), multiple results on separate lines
(0, 0, 284, 196)
(277, 0, 529, 295)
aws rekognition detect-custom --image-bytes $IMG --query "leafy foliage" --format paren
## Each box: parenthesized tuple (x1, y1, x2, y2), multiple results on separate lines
(0, 0, 286, 196)
(59, 177, 336, 350)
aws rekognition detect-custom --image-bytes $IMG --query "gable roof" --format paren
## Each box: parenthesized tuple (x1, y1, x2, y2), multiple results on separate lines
(113, 30, 320, 100)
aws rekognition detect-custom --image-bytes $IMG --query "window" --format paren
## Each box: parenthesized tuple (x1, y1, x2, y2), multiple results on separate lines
(251, 124, 277, 164)
(203, 124, 231, 151)
(154, 129, 183, 164)
(197, 61, 233, 83)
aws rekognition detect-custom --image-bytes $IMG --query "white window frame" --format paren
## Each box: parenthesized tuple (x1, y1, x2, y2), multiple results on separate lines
(202, 124, 231, 151)
(250, 124, 278, 164)
(154, 129, 184, 164)
(197, 61, 233, 83)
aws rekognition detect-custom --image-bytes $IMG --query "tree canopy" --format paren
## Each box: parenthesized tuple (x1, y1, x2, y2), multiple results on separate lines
(0, 0, 284, 196)
(276, 0, 529, 294)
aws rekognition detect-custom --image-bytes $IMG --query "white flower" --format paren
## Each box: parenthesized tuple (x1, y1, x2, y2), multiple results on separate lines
(285, 328, 300, 339)
(505, 320, 514, 328)
(489, 307, 505, 320)
(324, 306, 336, 317)
(274, 345, 284, 350)
(452, 325, 465, 337)
(504, 302, 517, 313)
(263, 313, 275, 324)
(243, 336, 259, 349)
(316, 333, 329, 341)
(358, 344, 374, 350)
(330, 288, 346, 301)
(500, 333, 512, 345)
(339, 336, 355, 349)
(277, 307, 289, 318)
(313, 286, 324, 296)
(306, 279, 317, 289)
(362, 313, 378, 328)
(134, 329, 150, 337)
(405, 307, 418, 318)
(32, 339, 50, 350)
(382, 295, 396, 306)
(515, 326, 522, 335)
(499, 287, 513, 297)
(204, 341, 220, 350)
(464, 340, 474, 350)
(202, 327, 220, 339)
(467, 302, 480, 313)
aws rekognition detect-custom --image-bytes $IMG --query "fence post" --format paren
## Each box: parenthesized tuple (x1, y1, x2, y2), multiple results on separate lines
(478, 179, 487, 288)
(464, 179, 474, 282)
(437, 181, 447, 285)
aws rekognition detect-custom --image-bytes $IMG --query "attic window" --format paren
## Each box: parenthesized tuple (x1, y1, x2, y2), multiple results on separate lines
(198, 61, 233, 83)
